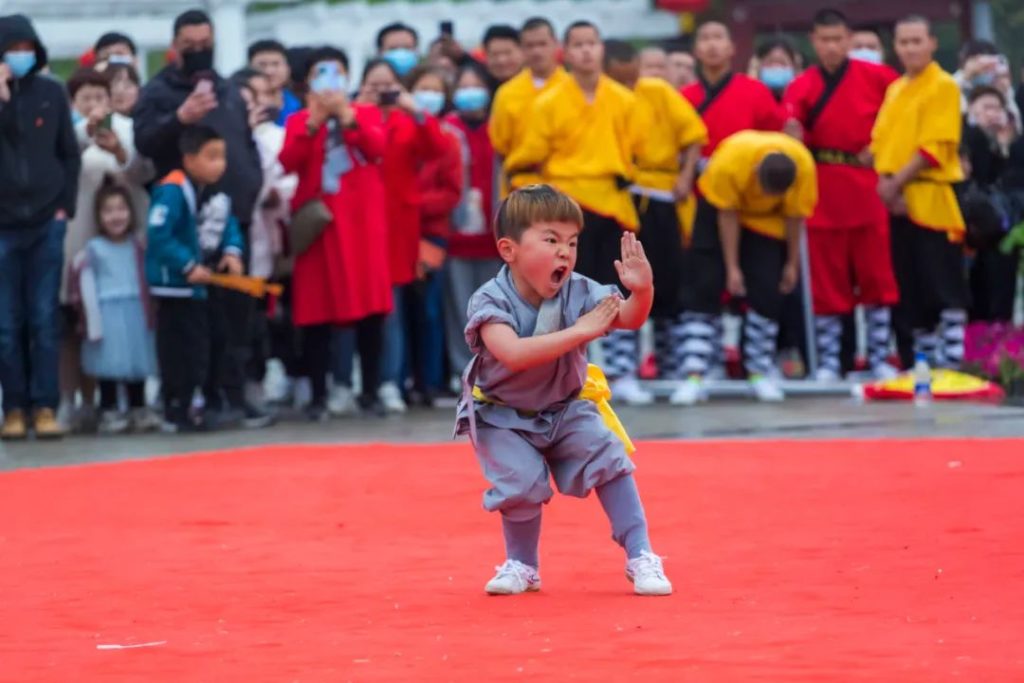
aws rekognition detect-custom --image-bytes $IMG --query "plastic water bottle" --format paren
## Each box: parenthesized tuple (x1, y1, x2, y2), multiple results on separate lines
(913, 352, 932, 406)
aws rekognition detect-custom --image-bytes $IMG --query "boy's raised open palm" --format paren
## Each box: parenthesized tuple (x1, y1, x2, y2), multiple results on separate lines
(614, 232, 653, 294)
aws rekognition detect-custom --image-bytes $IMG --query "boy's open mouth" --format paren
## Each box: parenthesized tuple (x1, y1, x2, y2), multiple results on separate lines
(551, 266, 569, 286)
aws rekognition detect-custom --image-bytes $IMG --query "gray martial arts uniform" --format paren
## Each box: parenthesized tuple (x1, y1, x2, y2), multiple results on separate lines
(455, 266, 637, 523)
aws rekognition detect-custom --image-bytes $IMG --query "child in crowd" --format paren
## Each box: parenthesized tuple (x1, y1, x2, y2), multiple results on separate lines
(72, 180, 160, 433)
(146, 126, 244, 432)
(456, 184, 671, 596)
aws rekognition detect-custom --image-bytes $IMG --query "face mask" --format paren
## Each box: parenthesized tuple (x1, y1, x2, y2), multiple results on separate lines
(383, 48, 418, 76)
(107, 54, 134, 66)
(181, 47, 214, 77)
(71, 110, 85, 125)
(849, 48, 882, 65)
(412, 90, 445, 116)
(453, 86, 490, 112)
(3, 50, 37, 79)
(971, 72, 996, 88)
(759, 65, 794, 90)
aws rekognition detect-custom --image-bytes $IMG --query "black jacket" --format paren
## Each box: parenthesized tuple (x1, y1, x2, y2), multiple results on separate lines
(0, 14, 80, 229)
(133, 64, 262, 225)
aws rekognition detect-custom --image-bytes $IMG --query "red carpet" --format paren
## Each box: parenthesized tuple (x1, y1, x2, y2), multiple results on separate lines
(1, 439, 1023, 682)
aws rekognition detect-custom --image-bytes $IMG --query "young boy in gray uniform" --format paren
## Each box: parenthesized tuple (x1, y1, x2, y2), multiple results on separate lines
(456, 184, 672, 596)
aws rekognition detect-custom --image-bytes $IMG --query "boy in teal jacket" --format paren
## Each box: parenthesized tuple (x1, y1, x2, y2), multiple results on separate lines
(147, 125, 244, 431)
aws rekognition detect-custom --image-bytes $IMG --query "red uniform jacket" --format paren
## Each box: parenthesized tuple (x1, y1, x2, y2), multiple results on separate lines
(682, 72, 785, 158)
(784, 59, 898, 230)
(444, 113, 500, 260)
(417, 127, 462, 244)
(280, 105, 393, 326)
(380, 110, 449, 286)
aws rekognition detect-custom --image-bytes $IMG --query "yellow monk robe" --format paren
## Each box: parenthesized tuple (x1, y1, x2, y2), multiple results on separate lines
(505, 74, 642, 230)
(489, 66, 572, 194)
(697, 130, 818, 240)
(631, 77, 708, 240)
(871, 61, 965, 236)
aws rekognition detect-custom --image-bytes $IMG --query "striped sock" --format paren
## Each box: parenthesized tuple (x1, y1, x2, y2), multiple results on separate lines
(865, 306, 893, 371)
(939, 309, 967, 369)
(814, 315, 842, 376)
(653, 317, 678, 380)
(602, 329, 638, 380)
(678, 311, 716, 377)
(743, 310, 780, 377)
(913, 330, 941, 366)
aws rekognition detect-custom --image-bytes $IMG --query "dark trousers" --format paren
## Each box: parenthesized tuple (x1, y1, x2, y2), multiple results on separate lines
(0, 218, 65, 412)
(156, 297, 210, 423)
(303, 315, 384, 405)
(203, 287, 253, 409)
(98, 380, 146, 411)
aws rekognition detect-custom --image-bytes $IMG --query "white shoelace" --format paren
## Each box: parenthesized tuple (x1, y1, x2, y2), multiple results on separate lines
(631, 551, 667, 580)
(494, 560, 536, 585)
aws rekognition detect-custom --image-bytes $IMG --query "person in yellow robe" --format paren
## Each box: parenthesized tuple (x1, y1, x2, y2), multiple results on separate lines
(489, 17, 570, 194)
(871, 15, 967, 370)
(675, 130, 817, 405)
(504, 21, 651, 405)
(604, 39, 708, 388)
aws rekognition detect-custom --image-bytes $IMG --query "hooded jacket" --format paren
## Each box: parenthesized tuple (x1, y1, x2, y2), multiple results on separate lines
(133, 63, 262, 226)
(0, 14, 81, 229)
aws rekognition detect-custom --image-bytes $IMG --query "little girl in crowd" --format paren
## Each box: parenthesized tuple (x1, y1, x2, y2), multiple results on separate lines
(72, 179, 160, 434)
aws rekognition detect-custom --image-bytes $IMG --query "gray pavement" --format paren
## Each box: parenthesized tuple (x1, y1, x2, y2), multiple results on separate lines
(2, 396, 1022, 471)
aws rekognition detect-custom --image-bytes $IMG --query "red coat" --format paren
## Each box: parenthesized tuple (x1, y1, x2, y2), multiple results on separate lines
(682, 73, 785, 157)
(417, 128, 463, 243)
(444, 113, 500, 260)
(380, 110, 449, 285)
(279, 106, 393, 326)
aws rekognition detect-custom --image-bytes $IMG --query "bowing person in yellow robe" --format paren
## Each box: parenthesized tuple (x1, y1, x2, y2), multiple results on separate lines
(604, 39, 708, 387)
(871, 15, 968, 370)
(489, 17, 571, 195)
(504, 20, 652, 405)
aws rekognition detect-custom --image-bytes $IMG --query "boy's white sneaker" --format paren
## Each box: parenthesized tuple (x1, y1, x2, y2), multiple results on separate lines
(626, 551, 673, 596)
(669, 376, 706, 406)
(327, 384, 359, 416)
(485, 559, 541, 595)
(813, 366, 841, 383)
(378, 382, 407, 414)
(609, 376, 655, 406)
(872, 362, 901, 380)
(749, 374, 785, 402)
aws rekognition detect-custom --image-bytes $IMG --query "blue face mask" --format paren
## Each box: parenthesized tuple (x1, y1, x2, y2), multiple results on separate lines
(71, 110, 85, 125)
(412, 90, 445, 116)
(453, 86, 490, 112)
(849, 48, 883, 65)
(3, 50, 37, 79)
(759, 65, 794, 90)
(383, 48, 419, 76)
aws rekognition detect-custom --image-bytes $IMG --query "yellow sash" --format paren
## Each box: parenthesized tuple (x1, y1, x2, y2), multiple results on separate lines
(472, 363, 636, 454)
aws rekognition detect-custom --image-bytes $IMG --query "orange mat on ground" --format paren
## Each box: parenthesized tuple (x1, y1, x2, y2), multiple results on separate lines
(2, 439, 1023, 682)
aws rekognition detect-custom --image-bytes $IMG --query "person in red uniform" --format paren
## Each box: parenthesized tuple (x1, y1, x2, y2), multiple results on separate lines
(356, 58, 449, 413)
(674, 21, 785, 399)
(279, 47, 391, 420)
(784, 8, 900, 381)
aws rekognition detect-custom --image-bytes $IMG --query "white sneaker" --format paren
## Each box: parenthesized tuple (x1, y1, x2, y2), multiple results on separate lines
(626, 551, 672, 596)
(609, 376, 655, 406)
(327, 384, 359, 416)
(485, 559, 541, 595)
(814, 367, 841, 383)
(872, 363, 901, 380)
(669, 376, 706, 406)
(378, 382, 407, 414)
(98, 410, 130, 435)
(749, 374, 785, 402)
(263, 359, 291, 404)
(129, 407, 162, 433)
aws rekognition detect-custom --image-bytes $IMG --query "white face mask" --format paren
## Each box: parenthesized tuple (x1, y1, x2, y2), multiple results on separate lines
(849, 48, 882, 65)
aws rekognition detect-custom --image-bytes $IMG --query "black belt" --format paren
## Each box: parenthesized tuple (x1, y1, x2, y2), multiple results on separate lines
(810, 148, 865, 167)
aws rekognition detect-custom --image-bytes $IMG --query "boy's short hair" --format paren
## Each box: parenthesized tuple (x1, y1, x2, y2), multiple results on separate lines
(67, 67, 110, 99)
(603, 39, 637, 68)
(758, 153, 798, 195)
(521, 17, 555, 37)
(248, 38, 287, 62)
(376, 22, 418, 51)
(178, 124, 223, 157)
(564, 20, 599, 45)
(483, 24, 520, 47)
(494, 184, 584, 242)
(94, 31, 137, 56)
(173, 9, 212, 37)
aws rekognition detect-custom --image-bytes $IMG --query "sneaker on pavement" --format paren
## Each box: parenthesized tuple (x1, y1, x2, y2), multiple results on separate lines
(33, 408, 66, 439)
(242, 402, 275, 429)
(1, 409, 27, 441)
(485, 559, 541, 595)
(669, 376, 706, 406)
(305, 401, 329, 422)
(98, 410, 130, 435)
(872, 362, 901, 380)
(626, 551, 673, 596)
(130, 407, 163, 433)
(749, 374, 785, 402)
(378, 382, 407, 414)
(813, 367, 841, 383)
(609, 376, 655, 406)
(328, 384, 359, 416)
